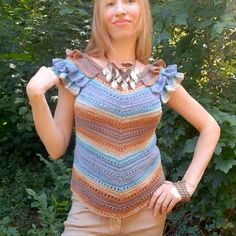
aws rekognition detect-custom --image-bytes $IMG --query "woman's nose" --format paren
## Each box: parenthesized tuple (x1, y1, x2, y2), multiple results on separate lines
(115, 2, 127, 16)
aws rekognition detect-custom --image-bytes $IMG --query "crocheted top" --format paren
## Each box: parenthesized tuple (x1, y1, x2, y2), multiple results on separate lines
(52, 49, 184, 219)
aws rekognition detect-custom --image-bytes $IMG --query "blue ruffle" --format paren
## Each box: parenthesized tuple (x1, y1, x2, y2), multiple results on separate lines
(51, 58, 90, 95)
(150, 64, 184, 103)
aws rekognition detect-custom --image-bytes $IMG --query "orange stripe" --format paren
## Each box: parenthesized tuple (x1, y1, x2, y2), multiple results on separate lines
(74, 102, 162, 154)
(71, 163, 164, 201)
(75, 102, 162, 127)
(70, 164, 165, 216)
(76, 131, 152, 155)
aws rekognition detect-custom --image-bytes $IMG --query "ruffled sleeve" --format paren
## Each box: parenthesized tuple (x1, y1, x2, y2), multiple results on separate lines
(51, 50, 91, 96)
(150, 64, 184, 103)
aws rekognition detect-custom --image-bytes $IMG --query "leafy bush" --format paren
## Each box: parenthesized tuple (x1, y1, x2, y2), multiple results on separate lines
(0, 217, 20, 236)
(150, 1, 236, 234)
(26, 155, 71, 236)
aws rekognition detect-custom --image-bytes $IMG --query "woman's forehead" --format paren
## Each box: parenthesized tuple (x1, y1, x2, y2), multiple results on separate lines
(102, 0, 141, 3)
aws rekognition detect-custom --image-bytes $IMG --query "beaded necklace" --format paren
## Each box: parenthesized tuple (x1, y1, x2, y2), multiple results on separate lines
(102, 61, 140, 91)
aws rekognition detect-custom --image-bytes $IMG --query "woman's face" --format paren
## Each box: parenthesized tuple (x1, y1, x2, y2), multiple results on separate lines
(103, 0, 141, 41)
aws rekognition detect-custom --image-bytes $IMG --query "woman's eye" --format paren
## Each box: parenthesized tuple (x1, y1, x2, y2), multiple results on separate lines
(105, 0, 136, 7)
(105, 1, 115, 7)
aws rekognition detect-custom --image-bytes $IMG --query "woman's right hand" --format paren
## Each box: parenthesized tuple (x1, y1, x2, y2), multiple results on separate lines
(26, 66, 59, 96)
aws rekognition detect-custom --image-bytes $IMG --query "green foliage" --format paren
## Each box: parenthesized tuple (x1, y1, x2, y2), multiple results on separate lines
(0, 0, 235, 235)
(0, 153, 71, 235)
(25, 155, 71, 236)
(150, 0, 236, 235)
(0, 217, 20, 236)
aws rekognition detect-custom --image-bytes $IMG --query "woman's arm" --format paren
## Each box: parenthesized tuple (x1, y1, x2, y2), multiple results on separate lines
(26, 66, 75, 159)
(149, 85, 220, 215)
(167, 85, 221, 193)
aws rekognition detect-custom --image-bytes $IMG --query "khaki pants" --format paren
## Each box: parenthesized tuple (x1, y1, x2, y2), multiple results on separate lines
(61, 196, 166, 236)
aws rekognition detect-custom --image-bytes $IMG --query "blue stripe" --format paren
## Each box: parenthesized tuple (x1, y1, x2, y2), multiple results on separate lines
(73, 155, 161, 192)
(74, 133, 158, 165)
(77, 80, 162, 117)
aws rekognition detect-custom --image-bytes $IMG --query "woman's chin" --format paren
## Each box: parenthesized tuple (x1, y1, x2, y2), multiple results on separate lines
(110, 33, 138, 42)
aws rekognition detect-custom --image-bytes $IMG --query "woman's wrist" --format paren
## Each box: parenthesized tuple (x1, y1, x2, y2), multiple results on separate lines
(173, 180, 192, 202)
(183, 179, 197, 196)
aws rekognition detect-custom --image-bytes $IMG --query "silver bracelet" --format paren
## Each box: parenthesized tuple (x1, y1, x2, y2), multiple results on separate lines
(174, 180, 191, 202)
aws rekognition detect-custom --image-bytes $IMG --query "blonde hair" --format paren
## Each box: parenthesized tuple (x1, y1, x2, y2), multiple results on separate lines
(84, 0, 153, 64)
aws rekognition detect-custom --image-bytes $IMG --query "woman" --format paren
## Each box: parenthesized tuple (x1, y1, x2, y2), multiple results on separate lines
(26, 0, 220, 235)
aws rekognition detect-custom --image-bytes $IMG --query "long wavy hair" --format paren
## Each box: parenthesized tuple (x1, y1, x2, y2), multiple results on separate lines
(84, 0, 153, 64)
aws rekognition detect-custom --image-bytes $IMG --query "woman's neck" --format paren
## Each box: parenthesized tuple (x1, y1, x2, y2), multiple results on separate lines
(106, 38, 136, 66)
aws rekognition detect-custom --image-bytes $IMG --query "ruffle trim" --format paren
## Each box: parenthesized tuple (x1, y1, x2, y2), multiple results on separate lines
(51, 49, 184, 99)
(149, 64, 184, 103)
(51, 50, 91, 96)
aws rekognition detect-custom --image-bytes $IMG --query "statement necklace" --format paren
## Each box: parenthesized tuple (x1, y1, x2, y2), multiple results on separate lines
(102, 61, 140, 91)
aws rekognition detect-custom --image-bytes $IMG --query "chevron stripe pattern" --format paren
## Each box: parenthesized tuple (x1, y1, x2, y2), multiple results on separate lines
(52, 51, 184, 218)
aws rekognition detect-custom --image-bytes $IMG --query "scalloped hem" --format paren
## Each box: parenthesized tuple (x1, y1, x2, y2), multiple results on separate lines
(70, 191, 151, 219)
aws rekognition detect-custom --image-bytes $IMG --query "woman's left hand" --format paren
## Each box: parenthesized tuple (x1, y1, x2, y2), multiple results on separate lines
(148, 181, 182, 216)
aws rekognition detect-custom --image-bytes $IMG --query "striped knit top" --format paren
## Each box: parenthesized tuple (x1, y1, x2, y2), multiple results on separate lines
(52, 49, 184, 219)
